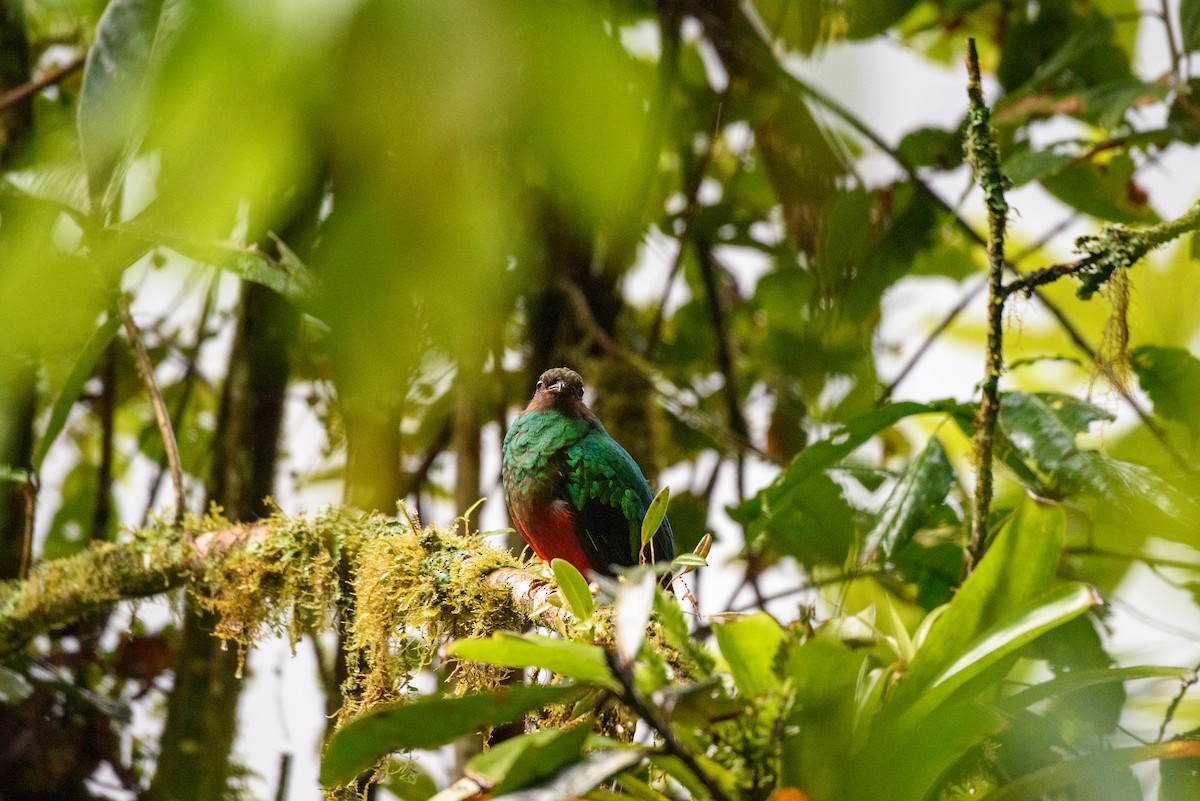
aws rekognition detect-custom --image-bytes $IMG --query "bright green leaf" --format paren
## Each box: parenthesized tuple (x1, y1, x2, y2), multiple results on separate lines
(447, 633, 617, 690)
(713, 612, 787, 697)
(999, 665, 1194, 712)
(0, 465, 27, 483)
(491, 748, 644, 801)
(640, 486, 669, 550)
(319, 683, 585, 786)
(551, 558, 595, 623)
(467, 724, 590, 795)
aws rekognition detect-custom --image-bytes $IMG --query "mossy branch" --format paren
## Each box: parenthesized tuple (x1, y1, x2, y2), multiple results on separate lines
(0, 508, 556, 673)
(964, 38, 1009, 578)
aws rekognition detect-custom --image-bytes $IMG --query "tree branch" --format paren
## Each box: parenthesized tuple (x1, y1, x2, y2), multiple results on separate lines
(963, 39, 1009, 578)
(0, 54, 84, 112)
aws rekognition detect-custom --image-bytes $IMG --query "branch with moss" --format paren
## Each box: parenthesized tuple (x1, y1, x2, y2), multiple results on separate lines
(0, 508, 558, 670)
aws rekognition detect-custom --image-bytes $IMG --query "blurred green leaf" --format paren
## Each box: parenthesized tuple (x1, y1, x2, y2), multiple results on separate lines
(551, 558, 595, 623)
(382, 765, 437, 801)
(33, 314, 120, 471)
(713, 612, 787, 697)
(999, 665, 1193, 712)
(1182, 0, 1200, 52)
(0, 665, 32, 704)
(447, 633, 617, 690)
(1041, 153, 1158, 224)
(640, 486, 669, 550)
(494, 748, 645, 801)
(78, 0, 182, 208)
(0, 465, 27, 483)
(1003, 147, 1074, 187)
(1161, 752, 1200, 801)
(862, 436, 955, 561)
(986, 741, 1200, 801)
(1131, 345, 1200, 445)
(319, 683, 586, 786)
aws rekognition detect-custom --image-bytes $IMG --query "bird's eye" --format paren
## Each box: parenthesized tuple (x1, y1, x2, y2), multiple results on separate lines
(536, 380, 543, 389)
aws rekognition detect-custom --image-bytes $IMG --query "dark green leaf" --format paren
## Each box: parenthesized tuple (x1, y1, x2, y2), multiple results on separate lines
(1131, 345, 1200, 445)
(1161, 752, 1200, 801)
(862, 436, 955, 560)
(1041, 153, 1158, 224)
(999, 665, 1193, 713)
(1182, 0, 1200, 51)
(33, 314, 122, 471)
(551, 558, 595, 623)
(493, 748, 644, 801)
(447, 633, 617, 690)
(381, 764, 437, 801)
(319, 683, 586, 786)
(713, 612, 787, 697)
(1003, 147, 1074, 187)
(984, 741, 1200, 801)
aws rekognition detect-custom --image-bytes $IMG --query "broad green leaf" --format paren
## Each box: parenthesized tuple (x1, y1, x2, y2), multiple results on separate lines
(0, 666, 32, 704)
(467, 725, 589, 794)
(900, 583, 1100, 729)
(551, 558, 595, 623)
(779, 637, 867, 800)
(78, 0, 183, 208)
(1041, 153, 1158, 224)
(319, 683, 585, 786)
(1130, 345, 1200, 445)
(999, 665, 1194, 712)
(1161, 751, 1200, 801)
(382, 764, 437, 801)
(981, 741, 1200, 801)
(861, 436, 955, 561)
(491, 748, 644, 801)
(713, 612, 787, 697)
(614, 569, 656, 665)
(1003, 147, 1074, 187)
(447, 633, 617, 690)
(1182, 0, 1200, 52)
(33, 314, 122, 471)
(891, 499, 1066, 710)
(640, 486, 669, 551)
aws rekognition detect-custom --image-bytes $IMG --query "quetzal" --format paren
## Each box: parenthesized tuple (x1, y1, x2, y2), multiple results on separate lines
(501, 367, 675, 577)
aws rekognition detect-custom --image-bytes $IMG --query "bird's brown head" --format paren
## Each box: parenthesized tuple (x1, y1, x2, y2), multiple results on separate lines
(526, 367, 592, 418)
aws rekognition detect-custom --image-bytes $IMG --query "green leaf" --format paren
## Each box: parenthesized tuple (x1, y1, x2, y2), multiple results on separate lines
(78, 0, 183, 208)
(1131, 345, 1200, 445)
(381, 764, 437, 801)
(493, 748, 645, 801)
(0, 465, 28, 483)
(33, 314, 122, 471)
(467, 725, 590, 794)
(0, 665, 32, 704)
(1003, 147, 1074, 187)
(982, 741, 1200, 801)
(899, 583, 1100, 730)
(713, 612, 787, 697)
(1041, 153, 1158, 224)
(861, 436, 955, 561)
(891, 499, 1066, 710)
(1182, 0, 1200, 52)
(551, 558, 595, 623)
(319, 683, 585, 786)
(999, 665, 1194, 712)
(447, 633, 617, 690)
(1161, 750, 1200, 801)
(640, 486, 669, 550)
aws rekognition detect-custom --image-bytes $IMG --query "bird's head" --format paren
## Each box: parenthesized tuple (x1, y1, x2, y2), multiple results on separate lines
(526, 367, 591, 417)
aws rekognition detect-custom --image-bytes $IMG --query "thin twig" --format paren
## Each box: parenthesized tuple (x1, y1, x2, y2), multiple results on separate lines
(118, 295, 186, 526)
(605, 649, 736, 801)
(0, 55, 84, 112)
(18, 474, 37, 580)
(1157, 659, 1199, 742)
(963, 39, 1009, 578)
(1001, 254, 1103, 297)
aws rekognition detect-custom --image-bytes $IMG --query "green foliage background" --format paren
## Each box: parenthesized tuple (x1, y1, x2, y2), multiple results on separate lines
(1, 0, 1200, 799)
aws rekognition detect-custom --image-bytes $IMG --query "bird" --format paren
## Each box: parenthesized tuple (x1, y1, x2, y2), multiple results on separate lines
(501, 367, 675, 578)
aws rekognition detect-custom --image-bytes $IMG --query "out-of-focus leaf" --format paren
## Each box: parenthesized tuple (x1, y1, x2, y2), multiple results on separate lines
(447, 633, 616, 690)
(78, 0, 183, 207)
(33, 314, 121, 470)
(1040, 153, 1158, 224)
(713, 612, 786, 697)
(551, 558, 595, 623)
(779, 637, 866, 800)
(986, 741, 1200, 801)
(0, 465, 27, 483)
(382, 764, 438, 801)
(861, 436, 954, 561)
(2, 162, 91, 215)
(0, 665, 32, 704)
(891, 499, 1066, 710)
(897, 126, 963, 170)
(1161, 752, 1200, 801)
(1131, 345, 1200, 445)
(999, 665, 1193, 712)
(615, 569, 656, 665)
(1003, 147, 1074, 187)
(466, 725, 589, 794)
(319, 683, 586, 786)
(492, 748, 644, 801)
(1182, 0, 1200, 52)
(44, 458, 117, 558)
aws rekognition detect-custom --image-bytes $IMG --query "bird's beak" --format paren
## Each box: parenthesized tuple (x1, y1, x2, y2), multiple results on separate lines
(546, 380, 567, 394)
